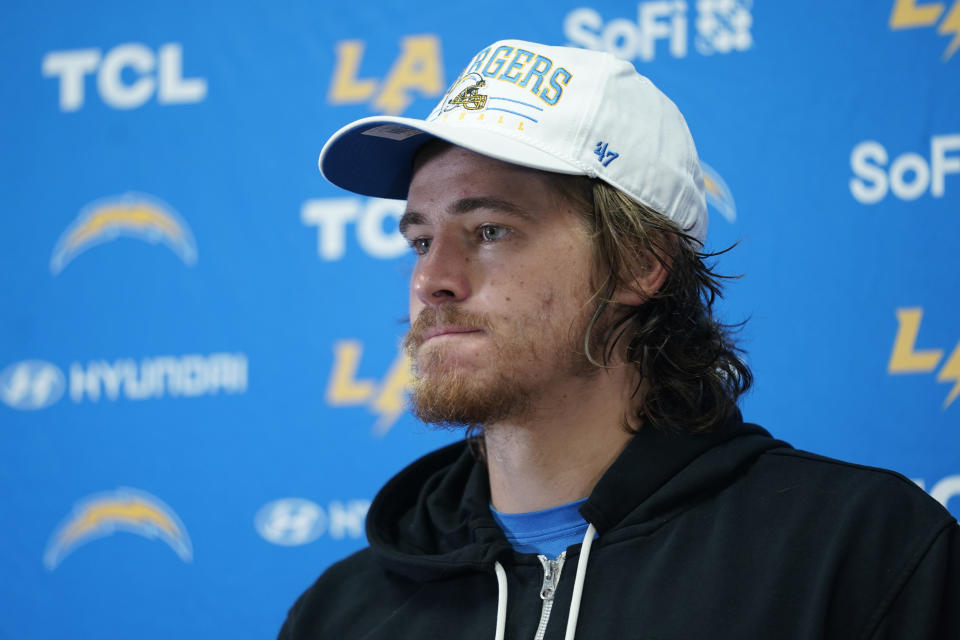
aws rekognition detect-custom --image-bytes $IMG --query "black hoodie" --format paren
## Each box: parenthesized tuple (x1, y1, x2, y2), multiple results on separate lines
(279, 414, 960, 639)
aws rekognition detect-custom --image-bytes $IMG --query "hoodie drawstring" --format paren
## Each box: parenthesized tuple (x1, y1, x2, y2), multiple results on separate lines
(492, 522, 597, 640)
(564, 523, 596, 640)
(494, 562, 508, 640)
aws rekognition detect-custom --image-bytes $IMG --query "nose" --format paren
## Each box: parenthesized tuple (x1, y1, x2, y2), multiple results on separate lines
(412, 236, 472, 307)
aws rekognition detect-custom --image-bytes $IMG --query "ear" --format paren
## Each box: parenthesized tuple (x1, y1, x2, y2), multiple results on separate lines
(612, 258, 668, 307)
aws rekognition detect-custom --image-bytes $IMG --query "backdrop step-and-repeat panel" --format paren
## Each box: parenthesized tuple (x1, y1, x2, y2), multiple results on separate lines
(1, 1, 958, 638)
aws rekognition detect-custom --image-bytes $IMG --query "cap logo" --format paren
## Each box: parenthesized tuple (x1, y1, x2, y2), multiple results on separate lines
(444, 72, 488, 112)
(593, 141, 620, 167)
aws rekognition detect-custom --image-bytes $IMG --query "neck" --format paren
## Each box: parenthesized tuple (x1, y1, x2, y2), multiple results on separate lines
(484, 367, 636, 514)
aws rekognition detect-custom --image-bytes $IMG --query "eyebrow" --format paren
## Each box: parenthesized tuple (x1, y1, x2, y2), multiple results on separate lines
(399, 196, 535, 235)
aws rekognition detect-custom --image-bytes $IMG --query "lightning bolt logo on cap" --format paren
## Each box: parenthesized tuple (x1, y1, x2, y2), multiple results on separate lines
(50, 192, 198, 275)
(43, 488, 193, 570)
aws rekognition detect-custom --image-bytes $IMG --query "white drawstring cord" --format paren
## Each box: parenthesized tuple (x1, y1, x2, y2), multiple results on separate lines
(563, 522, 597, 640)
(494, 561, 508, 640)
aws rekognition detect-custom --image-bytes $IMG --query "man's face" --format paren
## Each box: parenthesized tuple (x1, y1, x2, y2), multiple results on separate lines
(400, 143, 599, 427)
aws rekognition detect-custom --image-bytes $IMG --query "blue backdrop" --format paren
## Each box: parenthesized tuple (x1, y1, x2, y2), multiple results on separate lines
(2, 1, 958, 637)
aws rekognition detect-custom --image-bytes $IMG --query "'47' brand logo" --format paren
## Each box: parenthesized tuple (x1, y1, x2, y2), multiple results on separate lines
(890, 0, 960, 61)
(594, 142, 619, 167)
(888, 308, 960, 408)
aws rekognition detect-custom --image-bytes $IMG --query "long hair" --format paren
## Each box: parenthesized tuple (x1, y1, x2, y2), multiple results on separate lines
(557, 175, 753, 434)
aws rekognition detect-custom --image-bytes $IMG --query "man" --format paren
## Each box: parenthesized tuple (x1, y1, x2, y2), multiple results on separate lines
(280, 40, 959, 639)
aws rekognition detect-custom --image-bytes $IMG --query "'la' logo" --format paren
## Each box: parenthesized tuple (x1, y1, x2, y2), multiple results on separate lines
(326, 341, 412, 435)
(888, 308, 960, 408)
(328, 35, 445, 115)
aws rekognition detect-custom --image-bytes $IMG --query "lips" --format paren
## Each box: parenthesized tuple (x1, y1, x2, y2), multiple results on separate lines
(404, 308, 492, 354)
(422, 326, 482, 342)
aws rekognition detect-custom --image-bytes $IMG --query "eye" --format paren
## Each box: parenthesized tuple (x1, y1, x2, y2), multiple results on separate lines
(409, 237, 431, 255)
(479, 224, 510, 243)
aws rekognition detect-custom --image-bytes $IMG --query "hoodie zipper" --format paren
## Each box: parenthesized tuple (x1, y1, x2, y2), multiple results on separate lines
(533, 551, 566, 640)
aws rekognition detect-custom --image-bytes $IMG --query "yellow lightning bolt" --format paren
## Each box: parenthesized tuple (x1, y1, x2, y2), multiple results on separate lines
(936, 341, 960, 409)
(939, 0, 960, 60)
(60, 498, 179, 544)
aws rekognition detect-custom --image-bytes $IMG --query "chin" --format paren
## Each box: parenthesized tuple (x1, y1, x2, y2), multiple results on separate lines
(416, 346, 486, 373)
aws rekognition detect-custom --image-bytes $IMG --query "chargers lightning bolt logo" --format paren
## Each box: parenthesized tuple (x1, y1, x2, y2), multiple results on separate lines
(701, 162, 737, 224)
(50, 192, 198, 275)
(43, 488, 193, 570)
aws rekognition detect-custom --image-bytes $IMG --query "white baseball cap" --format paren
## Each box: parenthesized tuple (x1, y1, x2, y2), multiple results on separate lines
(319, 39, 707, 245)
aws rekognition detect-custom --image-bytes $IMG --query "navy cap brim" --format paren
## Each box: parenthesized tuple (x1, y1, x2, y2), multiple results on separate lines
(319, 115, 584, 200)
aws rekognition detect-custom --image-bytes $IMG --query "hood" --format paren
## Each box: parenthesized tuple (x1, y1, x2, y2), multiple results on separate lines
(365, 412, 789, 582)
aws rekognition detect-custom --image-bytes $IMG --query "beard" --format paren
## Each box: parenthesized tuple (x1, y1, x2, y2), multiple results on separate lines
(402, 304, 601, 428)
